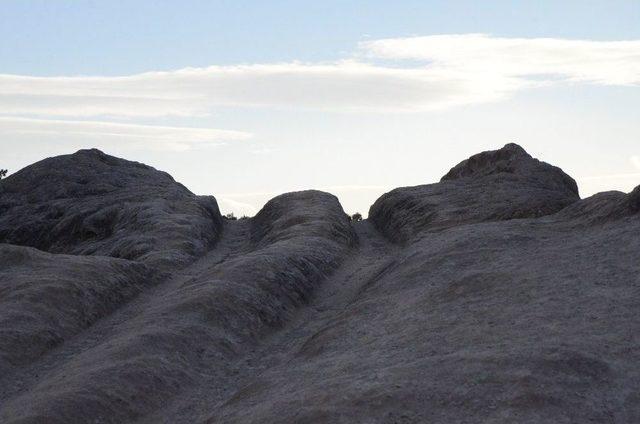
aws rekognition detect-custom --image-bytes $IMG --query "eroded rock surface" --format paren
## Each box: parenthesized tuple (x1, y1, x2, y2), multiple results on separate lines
(0, 149, 221, 268)
(0, 244, 154, 376)
(0, 173, 355, 423)
(1, 145, 638, 424)
(369, 143, 580, 243)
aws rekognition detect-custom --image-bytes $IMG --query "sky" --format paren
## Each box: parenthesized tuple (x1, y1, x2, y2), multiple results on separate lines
(1, 0, 639, 216)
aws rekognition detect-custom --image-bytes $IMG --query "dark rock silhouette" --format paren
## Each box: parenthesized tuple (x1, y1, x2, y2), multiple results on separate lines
(0, 144, 638, 423)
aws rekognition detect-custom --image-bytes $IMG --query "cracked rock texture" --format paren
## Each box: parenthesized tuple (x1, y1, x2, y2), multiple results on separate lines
(0, 144, 638, 423)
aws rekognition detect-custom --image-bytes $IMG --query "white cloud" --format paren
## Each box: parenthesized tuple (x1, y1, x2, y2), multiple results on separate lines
(631, 155, 640, 170)
(360, 34, 640, 86)
(0, 62, 489, 116)
(0, 117, 252, 151)
(0, 34, 638, 119)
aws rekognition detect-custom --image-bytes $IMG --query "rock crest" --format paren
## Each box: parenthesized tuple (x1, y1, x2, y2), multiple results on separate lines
(0, 145, 638, 423)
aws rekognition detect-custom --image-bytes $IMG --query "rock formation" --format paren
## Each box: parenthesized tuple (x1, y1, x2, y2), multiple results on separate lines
(0, 144, 638, 423)
(369, 143, 580, 243)
(0, 149, 221, 269)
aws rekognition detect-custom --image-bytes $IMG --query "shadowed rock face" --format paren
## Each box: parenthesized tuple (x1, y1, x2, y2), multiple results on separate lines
(0, 245, 156, 376)
(0, 155, 356, 423)
(369, 143, 580, 243)
(0, 149, 221, 268)
(1, 145, 639, 424)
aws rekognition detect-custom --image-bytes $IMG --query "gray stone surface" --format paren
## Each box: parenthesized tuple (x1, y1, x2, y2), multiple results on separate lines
(0, 149, 222, 269)
(369, 143, 580, 243)
(0, 172, 355, 422)
(0, 244, 155, 376)
(0, 145, 638, 423)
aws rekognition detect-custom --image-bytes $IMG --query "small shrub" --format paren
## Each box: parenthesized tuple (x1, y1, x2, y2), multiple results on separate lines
(0, 169, 7, 179)
(351, 212, 363, 222)
(224, 212, 237, 220)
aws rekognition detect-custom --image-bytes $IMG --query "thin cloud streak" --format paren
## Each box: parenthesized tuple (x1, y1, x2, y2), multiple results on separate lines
(0, 62, 491, 116)
(0, 117, 252, 151)
(1, 34, 638, 119)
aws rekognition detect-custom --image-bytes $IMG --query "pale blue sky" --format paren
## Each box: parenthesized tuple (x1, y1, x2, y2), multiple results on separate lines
(1, 1, 639, 215)
(2, 0, 640, 75)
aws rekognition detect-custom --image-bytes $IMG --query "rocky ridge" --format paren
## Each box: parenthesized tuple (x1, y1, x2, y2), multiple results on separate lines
(0, 144, 638, 423)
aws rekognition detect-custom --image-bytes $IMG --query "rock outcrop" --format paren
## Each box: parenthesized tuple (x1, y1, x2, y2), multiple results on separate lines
(0, 245, 154, 376)
(0, 149, 221, 269)
(369, 143, 580, 243)
(0, 170, 355, 422)
(0, 145, 638, 424)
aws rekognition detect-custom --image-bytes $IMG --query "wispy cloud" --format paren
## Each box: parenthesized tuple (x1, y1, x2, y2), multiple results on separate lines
(0, 117, 252, 151)
(0, 62, 488, 116)
(2, 34, 638, 119)
(360, 34, 640, 86)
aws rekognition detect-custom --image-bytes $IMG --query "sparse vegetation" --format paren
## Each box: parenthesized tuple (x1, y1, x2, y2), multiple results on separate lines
(223, 213, 251, 220)
(351, 212, 363, 222)
(0, 169, 7, 179)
